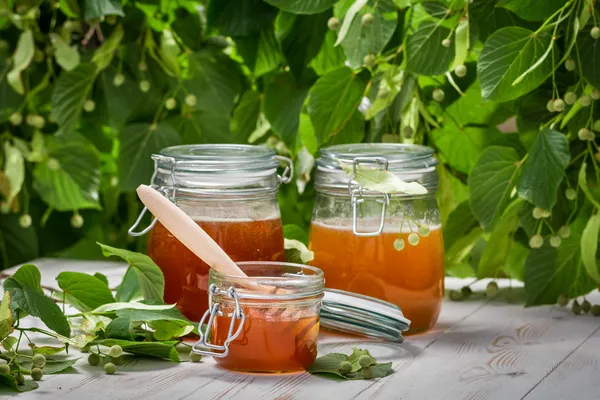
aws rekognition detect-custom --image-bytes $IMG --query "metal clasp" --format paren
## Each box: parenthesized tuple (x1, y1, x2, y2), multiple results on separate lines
(191, 284, 246, 358)
(348, 157, 390, 237)
(276, 155, 294, 184)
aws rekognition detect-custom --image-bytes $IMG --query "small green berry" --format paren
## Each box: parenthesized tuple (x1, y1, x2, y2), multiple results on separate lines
(591, 304, 600, 316)
(593, 120, 600, 132)
(106, 15, 117, 25)
(433, 88, 445, 102)
(565, 58, 576, 71)
(83, 99, 96, 112)
(486, 281, 499, 297)
(572, 300, 582, 315)
(361, 13, 375, 26)
(540, 209, 551, 218)
(582, 300, 591, 313)
(363, 54, 376, 67)
(15, 372, 24, 385)
(327, 17, 340, 31)
(591, 89, 600, 100)
(441, 38, 451, 47)
(338, 361, 352, 374)
(578, 128, 595, 141)
(47, 158, 60, 170)
(579, 95, 592, 107)
(393, 238, 405, 251)
(9, 112, 22, 126)
(591, 26, 600, 39)
(71, 214, 84, 229)
(553, 99, 565, 112)
(108, 345, 122, 358)
(596, 152, 600, 162)
(564, 91, 577, 105)
(529, 234, 544, 249)
(138, 62, 147, 72)
(88, 353, 100, 366)
(402, 126, 414, 138)
(139, 80, 151, 93)
(31, 367, 43, 381)
(449, 290, 463, 301)
(454, 64, 467, 77)
(189, 351, 202, 362)
(26, 114, 45, 129)
(34, 48, 44, 63)
(358, 355, 372, 368)
(19, 214, 32, 228)
(408, 232, 420, 246)
(32, 354, 46, 368)
(104, 362, 116, 375)
(461, 286, 472, 298)
(549, 236, 561, 248)
(165, 98, 176, 110)
(532, 207, 543, 219)
(565, 188, 577, 200)
(185, 94, 197, 107)
(0, 364, 10, 374)
(546, 99, 556, 112)
(557, 293, 569, 306)
(418, 225, 430, 237)
(361, 366, 373, 379)
(558, 226, 571, 238)
(113, 73, 125, 87)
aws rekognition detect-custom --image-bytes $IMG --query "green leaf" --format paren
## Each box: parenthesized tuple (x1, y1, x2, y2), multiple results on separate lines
(0, 373, 38, 392)
(114, 268, 143, 303)
(82, 0, 124, 20)
(478, 27, 555, 102)
(51, 63, 98, 133)
(469, 0, 532, 42)
(264, 0, 337, 14)
(159, 30, 180, 76)
(59, 0, 80, 18)
(171, 7, 204, 51)
(469, 146, 520, 231)
(118, 122, 181, 191)
(281, 11, 330, 78)
(92, 24, 124, 71)
(175, 111, 232, 145)
(3, 141, 24, 207)
(114, 307, 193, 340)
(104, 316, 132, 340)
(19, 357, 79, 374)
(311, 30, 346, 75)
(93, 339, 179, 361)
(578, 162, 600, 209)
(0, 291, 13, 341)
(98, 243, 165, 302)
(517, 128, 569, 210)
(91, 302, 176, 314)
(94, 272, 109, 286)
(207, 0, 277, 36)
(581, 213, 600, 283)
(6, 30, 34, 94)
(283, 224, 309, 244)
(577, 25, 600, 89)
(49, 33, 80, 71)
(307, 67, 367, 144)
(340, 162, 428, 195)
(284, 239, 314, 263)
(231, 91, 262, 144)
(27, 343, 66, 355)
(11, 264, 42, 292)
(406, 20, 455, 76)
(116, 307, 189, 323)
(56, 272, 116, 312)
(335, 0, 368, 46)
(326, 109, 365, 145)
(307, 348, 393, 380)
(497, 0, 565, 21)
(365, 64, 404, 120)
(235, 28, 282, 78)
(306, 352, 349, 378)
(184, 50, 243, 115)
(443, 201, 478, 251)
(33, 133, 101, 211)
(264, 72, 310, 150)
(0, 213, 38, 270)
(340, 0, 398, 69)
(150, 320, 194, 341)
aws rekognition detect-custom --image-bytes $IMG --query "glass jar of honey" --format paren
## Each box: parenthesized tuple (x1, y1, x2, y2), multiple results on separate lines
(129, 145, 293, 322)
(192, 261, 410, 373)
(309, 144, 444, 334)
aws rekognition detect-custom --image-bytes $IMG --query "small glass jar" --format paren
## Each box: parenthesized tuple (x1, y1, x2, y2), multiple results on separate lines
(309, 143, 444, 334)
(129, 145, 293, 322)
(192, 261, 411, 373)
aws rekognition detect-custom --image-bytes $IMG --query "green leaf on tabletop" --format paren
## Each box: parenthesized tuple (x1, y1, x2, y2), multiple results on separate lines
(497, 0, 565, 22)
(311, 30, 346, 75)
(307, 348, 392, 380)
(406, 20, 455, 76)
(82, 0, 124, 20)
(98, 243, 165, 302)
(7, 30, 34, 94)
(306, 352, 349, 378)
(0, 373, 39, 392)
(51, 63, 98, 133)
(307, 67, 367, 144)
(149, 320, 194, 341)
(118, 122, 181, 191)
(264, 0, 338, 14)
(115, 268, 144, 303)
(56, 272, 116, 312)
(517, 128, 569, 211)
(0, 291, 13, 341)
(93, 339, 179, 362)
(469, 146, 520, 231)
(235, 28, 282, 78)
(92, 24, 124, 71)
(104, 316, 132, 340)
(478, 27, 555, 102)
(581, 214, 600, 283)
(340, 162, 428, 195)
(348, 348, 376, 371)
(19, 357, 79, 374)
(207, 0, 277, 36)
(27, 343, 66, 356)
(3, 141, 24, 207)
(94, 273, 109, 287)
(577, 26, 600, 89)
(10, 264, 42, 292)
(49, 33, 80, 71)
(264, 72, 310, 150)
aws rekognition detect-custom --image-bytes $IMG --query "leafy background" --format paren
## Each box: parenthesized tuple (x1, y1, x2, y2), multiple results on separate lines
(1, 0, 600, 306)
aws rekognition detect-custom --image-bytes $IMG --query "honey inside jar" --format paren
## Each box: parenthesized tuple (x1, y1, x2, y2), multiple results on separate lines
(148, 218, 285, 321)
(309, 221, 444, 334)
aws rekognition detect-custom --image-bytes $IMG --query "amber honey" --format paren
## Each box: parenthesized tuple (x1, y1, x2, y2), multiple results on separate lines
(211, 309, 319, 373)
(309, 221, 444, 333)
(148, 218, 285, 321)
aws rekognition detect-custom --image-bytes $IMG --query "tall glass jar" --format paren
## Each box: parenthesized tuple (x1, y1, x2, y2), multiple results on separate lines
(308, 143, 444, 334)
(130, 144, 293, 322)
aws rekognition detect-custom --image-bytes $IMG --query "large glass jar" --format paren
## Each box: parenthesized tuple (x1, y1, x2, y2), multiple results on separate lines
(308, 143, 444, 334)
(130, 144, 292, 322)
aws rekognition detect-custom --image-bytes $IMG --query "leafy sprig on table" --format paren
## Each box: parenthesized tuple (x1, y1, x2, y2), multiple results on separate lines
(307, 348, 393, 380)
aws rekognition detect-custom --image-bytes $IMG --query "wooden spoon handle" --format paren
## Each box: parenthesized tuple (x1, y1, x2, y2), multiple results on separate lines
(136, 185, 247, 278)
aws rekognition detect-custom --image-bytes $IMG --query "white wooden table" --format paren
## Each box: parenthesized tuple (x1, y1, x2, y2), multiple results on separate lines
(2, 258, 600, 400)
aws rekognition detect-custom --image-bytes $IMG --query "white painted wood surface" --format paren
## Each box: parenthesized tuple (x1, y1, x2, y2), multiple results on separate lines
(1, 259, 599, 400)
